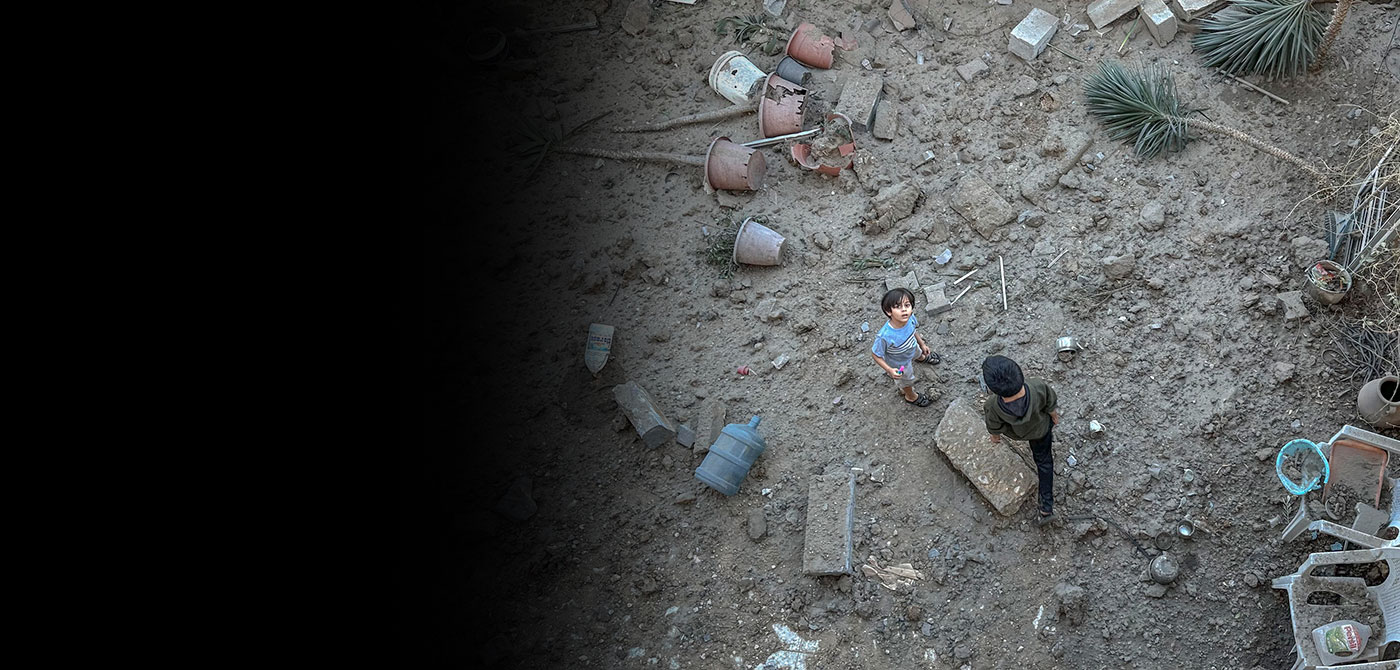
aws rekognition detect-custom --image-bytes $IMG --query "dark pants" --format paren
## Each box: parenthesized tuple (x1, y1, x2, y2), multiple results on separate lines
(1029, 427, 1054, 514)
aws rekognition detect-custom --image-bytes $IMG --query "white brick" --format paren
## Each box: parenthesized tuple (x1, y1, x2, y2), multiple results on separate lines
(1088, 0, 1137, 29)
(1170, 0, 1225, 22)
(1141, 0, 1177, 46)
(1009, 7, 1059, 61)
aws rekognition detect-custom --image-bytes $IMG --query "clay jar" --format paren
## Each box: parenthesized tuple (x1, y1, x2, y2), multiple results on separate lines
(757, 74, 807, 138)
(786, 22, 835, 69)
(703, 137, 766, 192)
(1358, 376, 1400, 428)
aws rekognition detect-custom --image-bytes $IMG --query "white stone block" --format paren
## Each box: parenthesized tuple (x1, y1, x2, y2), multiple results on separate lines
(1009, 7, 1059, 61)
(1088, 0, 1138, 29)
(1141, 0, 1177, 46)
(1170, 0, 1225, 22)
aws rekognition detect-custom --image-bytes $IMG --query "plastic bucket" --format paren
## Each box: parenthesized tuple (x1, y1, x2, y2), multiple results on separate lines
(695, 416, 766, 496)
(786, 22, 835, 69)
(1306, 259, 1351, 305)
(757, 73, 806, 138)
(1276, 439, 1330, 495)
(733, 217, 786, 266)
(703, 136, 766, 192)
(775, 56, 813, 86)
(709, 51, 767, 105)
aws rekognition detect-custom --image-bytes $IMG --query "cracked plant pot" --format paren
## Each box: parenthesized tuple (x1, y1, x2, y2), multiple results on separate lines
(786, 22, 835, 69)
(709, 50, 768, 105)
(757, 73, 807, 138)
(704, 136, 766, 192)
(792, 112, 855, 176)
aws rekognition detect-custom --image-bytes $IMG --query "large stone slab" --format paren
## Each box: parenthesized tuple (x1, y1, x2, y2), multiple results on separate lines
(835, 71, 884, 131)
(803, 472, 856, 576)
(951, 172, 1016, 240)
(933, 397, 1035, 516)
(695, 401, 727, 455)
(1087, 0, 1137, 29)
(613, 381, 676, 448)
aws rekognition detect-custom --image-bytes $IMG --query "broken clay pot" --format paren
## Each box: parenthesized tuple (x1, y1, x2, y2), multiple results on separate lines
(786, 22, 835, 69)
(791, 112, 855, 176)
(757, 73, 807, 138)
(1358, 375, 1400, 428)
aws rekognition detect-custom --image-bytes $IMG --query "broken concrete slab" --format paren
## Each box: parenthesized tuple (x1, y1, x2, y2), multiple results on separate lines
(622, 0, 651, 36)
(748, 507, 768, 540)
(614, 381, 677, 448)
(956, 58, 989, 83)
(1141, 0, 1178, 46)
(677, 424, 696, 448)
(835, 71, 884, 131)
(1102, 255, 1137, 280)
(1170, 0, 1226, 22)
(1009, 7, 1058, 61)
(1278, 291, 1310, 320)
(924, 282, 951, 316)
(951, 172, 1016, 240)
(1087, 0, 1137, 29)
(934, 397, 1036, 516)
(873, 100, 897, 140)
(888, 0, 916, 31)
(1010, 75, 1039, 98)
(886, 270, 920, 294)
(695, 401, 727, 455)
(803, 472, 856, 576)
(865, 180, 922, 235)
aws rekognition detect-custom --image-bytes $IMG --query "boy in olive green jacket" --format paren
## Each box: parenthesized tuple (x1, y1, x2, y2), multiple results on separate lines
(981, 355, 1060, 525)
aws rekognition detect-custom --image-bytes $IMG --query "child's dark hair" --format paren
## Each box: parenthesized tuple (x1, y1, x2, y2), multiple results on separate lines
(880, 288, 916, 315)
(982, 355, 1025, 397)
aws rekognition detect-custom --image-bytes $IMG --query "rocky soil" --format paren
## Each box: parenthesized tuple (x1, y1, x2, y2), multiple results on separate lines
(400, 1, 1400, 668)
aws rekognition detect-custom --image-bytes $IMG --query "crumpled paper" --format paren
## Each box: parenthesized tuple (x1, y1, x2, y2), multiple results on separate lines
(860, 556, 924, 591)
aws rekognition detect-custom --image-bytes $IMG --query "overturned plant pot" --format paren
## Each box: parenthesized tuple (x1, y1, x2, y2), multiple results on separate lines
(757, 73, 807, 138)
(733, 217, 786, 266)
(791, 112, 855, 176)
(708, 50, 767, 105)
(786, 22, 835, 69)
(704, 136, 767, 192)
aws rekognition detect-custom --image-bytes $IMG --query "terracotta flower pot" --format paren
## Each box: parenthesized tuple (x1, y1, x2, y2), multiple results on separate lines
(757, 73, 807, 138)
(786, 22, 835, 69)
(1358, 376, 1400, 428)
(732, 217, 786, 266)
(791, 112, 855, 175)
(703, 137, 766, 192)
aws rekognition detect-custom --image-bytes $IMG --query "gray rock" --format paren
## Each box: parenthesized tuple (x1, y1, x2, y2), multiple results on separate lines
(952, 172, 1016, 240)
(747, 508, 767, 540)
(1058, 172, 1083, 190)
(835, 70, 884, 130)
(1010, 75, 1039, 98)
(1277, 291, 1309, 320)
(1140, 201, 1166, 231)
(933, 397, 1036, 515)
(754, 299, 784, 323)
(924, 282, 951, 315)
(695, 401, 727, 455)
(1273, 362, 1295, 383)
(1290, 236, 1330, 264)
(1101, 255, 1137, 280)
(872, 101, 898, 140)
(865, 180, 922, 235)
(886, 270, 920, 293)
(956, 58, 989, 82)
(676, 424, 696, 447)
(1018, 209, 1046, 227)
(1054, 583, 1087, 625)
(613, 381, 677, 448)
(621, 0, 650, 36)
(813, 231, 832, 250)
(1144, 583, 1168, 598)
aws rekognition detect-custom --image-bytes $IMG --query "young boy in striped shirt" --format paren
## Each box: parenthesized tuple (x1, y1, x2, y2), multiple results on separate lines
(869, 288, 940, 407)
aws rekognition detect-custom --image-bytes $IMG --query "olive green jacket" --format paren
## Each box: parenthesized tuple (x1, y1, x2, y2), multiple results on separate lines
(983, 378, 1058, 441)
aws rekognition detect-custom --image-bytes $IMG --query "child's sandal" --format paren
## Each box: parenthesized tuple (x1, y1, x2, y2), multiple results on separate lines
(918, 351, 941, 364)
(905, 392, 932, 407)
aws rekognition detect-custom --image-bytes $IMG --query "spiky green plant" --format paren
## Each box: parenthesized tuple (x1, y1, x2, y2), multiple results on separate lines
(1193, 0, 1327, 78)
(1085, 61, 1331, 187)
(715, 15, 784, 56)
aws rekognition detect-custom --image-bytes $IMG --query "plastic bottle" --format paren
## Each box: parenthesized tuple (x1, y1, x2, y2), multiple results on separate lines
(1312, 620, 1371, 666)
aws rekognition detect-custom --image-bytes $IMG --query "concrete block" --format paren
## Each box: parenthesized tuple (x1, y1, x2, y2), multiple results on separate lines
(1170, 0, 1225, 22)
(924, 282, 951, 315)
(1141, 0, 1177, 46)
(676, 424, 696, 448)
(872, 100, 897, 140)
(951, 171, 1017, 240)
(955, 58, 989, 82)
(613, 381, 676, 448)
(1009, 7, 1058, 61)
(835, 71, 884, 130)
(885, 270, 919, 294)
(888, 0, 916, 31)
(695, 401, 726, 455)
(1087, 0, 1137, 29)
(1277, 291, 1310, 321)
(933, 397, 1036, 516)
(802, 472, 856, 576)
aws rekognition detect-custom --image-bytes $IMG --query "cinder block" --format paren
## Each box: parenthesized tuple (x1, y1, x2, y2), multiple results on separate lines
(834, 71, 884, 130)
(613, 381, 676, 448)
(1170, 0, 1225, 22)
(924, 282, 951, 315)
(1087, 0, 1137, 29)
(955, 58, 988, 82)
(1009, 7, 1058, 61)
(802, 472, 856, 576)
(676, 424, 696, 448)
(872, 100, 897, 140)
(694, 401, 726, 455)
(1141, 0, 1177, 46)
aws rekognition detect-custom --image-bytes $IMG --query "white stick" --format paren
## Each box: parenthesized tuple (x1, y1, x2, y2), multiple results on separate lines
(1047, 249, 1070, 268)
(999, 256, 1007, 311)
(950, 283, 973, 304)
(1220, 69, 1289, 105)
(953, 268, 979, 285)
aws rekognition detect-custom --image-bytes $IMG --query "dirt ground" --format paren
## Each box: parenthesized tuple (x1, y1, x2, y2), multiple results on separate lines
(400, 1, 1400, 668)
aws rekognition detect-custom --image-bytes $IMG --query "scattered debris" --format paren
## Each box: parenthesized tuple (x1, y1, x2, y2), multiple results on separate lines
(888, 0, 917, 31)
(956, 58, 990, 83)
(861, 556, 925, 590)
(1277, 291, 1310, 321)
(835, 71, 884, 131)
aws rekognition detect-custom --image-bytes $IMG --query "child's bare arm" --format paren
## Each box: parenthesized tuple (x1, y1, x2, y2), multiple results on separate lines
(871, 352, 900, 377)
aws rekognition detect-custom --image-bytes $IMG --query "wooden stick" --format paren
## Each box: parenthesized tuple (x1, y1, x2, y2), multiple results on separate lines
(612, 101, 758, 133)
(1047, 42, 1083, 63)
(953, 268, 979, 285)
(950, 283, 974, 304)
(998, 255, 1007, 312)
(1118, 17, 1139, 54)
(1220, 70, 1290, 105)
(554, 145, 705, 166)
(1047, 249, 1070, 268)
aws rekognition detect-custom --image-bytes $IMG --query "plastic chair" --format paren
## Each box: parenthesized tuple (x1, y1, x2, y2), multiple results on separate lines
(1271, 547, 1400, 669)
(1282, 426, 1400, 545)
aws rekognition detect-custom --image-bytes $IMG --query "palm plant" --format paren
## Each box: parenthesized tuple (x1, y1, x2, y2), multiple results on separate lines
(1084, 61, 1331, 187)
(715, 15, 785, 56)
(1193, 0, 1327, 78)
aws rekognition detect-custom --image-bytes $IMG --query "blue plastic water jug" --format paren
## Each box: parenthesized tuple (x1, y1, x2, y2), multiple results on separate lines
(695, 416, 766, 496)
